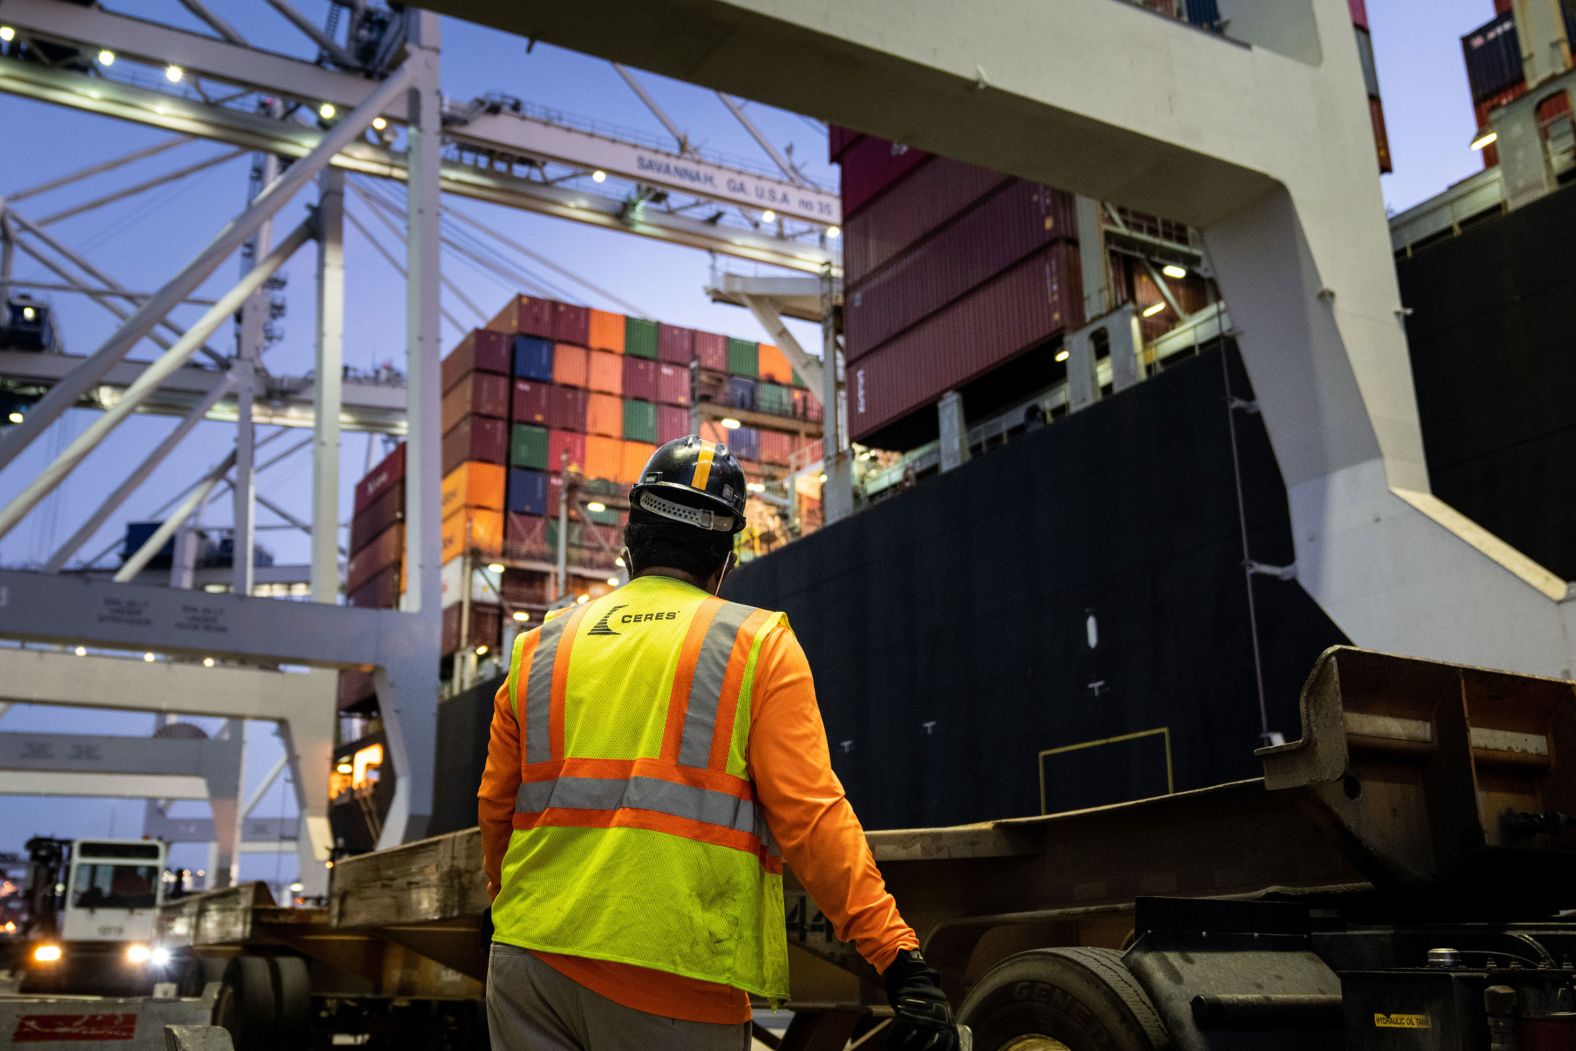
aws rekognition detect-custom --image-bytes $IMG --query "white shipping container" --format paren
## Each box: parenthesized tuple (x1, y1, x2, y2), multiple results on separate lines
(440, 555, 502, 609)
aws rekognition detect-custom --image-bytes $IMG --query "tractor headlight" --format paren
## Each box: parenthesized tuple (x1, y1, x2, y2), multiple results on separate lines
(32, 943, 63, 964)
(125, 943, 151, 965)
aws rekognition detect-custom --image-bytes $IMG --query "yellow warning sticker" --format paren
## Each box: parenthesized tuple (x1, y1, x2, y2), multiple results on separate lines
(1374, 1013, 1432, 1029)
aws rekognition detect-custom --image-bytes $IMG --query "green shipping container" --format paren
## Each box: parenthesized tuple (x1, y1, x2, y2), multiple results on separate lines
(756, 382, 793, 416)
(545, 519, 583, 550)
(625, 317, 659, 359)
(584, 503, 619, 526)
(623, 398, 658, 443)
(726, 337, 760, 378)
(510, 424, 549, 470)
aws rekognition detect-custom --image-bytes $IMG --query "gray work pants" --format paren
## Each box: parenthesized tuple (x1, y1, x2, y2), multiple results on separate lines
(486, 942, 752, 1051)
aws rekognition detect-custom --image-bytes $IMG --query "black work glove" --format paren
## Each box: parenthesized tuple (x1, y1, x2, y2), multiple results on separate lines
(885, 949, 960, 1051)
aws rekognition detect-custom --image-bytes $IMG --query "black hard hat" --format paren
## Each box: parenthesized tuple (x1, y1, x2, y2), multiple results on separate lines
(630, 435, 747, 533)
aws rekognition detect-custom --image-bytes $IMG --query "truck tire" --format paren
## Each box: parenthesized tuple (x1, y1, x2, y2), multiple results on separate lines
(214, 955, 276, 1051)
(269, 955, 312, 1042)
(958, 948, 1170, 1051)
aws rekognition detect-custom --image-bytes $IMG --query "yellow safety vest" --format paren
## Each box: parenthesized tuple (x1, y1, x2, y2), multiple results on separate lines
(490, 575, 790, 1000)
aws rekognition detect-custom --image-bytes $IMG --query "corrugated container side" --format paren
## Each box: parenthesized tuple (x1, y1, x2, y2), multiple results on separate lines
(508, 468, 550, 515)
(551, 343, 589, 388)
(842, 159, 1009, 285)
(1462, 13, 1523, 103)
(695, 335, 728, 373)
(756, 381, 792, 416)
(839, 134, 930, 218)
(827, 124, 860, 163)
(758, 429, 791, 465)
(350, 482, 403, 555)
(548, 429, 586, 474)
(504, 513, 548, 561)
(441, 602, 501, 656)
(1347, 0, 1368, 28)
(552, 303, 591, 345)
(547, 387, 588, 432)
(757, 344, 794, 384)
(510, 424, 549, 470)
(513, 336, 554, 381)
(588, 309, 625, 352)
(658, 324, 695, 364)
(624, 317, 659, 359)
(440, 461, 505, 520)
(792, 388, 824, 423)
(847, 242, 1082, 442)
(1369, 96, 1393, 173)
(488, 295, 555, 337)
(354, 443, 405, 513)
(845, 180, 1074, 360)
(623, 357, 659, 401)
(727, 376, 757, 410)
(586, 435, 623, 481)
(621, 441, 656, 485)
(441, 371, 511, 426)
(622, 399, 658, 443)
(657, 405, 689, 443)
(348, 562, 401, 610)
(587, 350, 623, 395)
(442, 416, 509, 474)
(442, 329, 512, 392)
(730, 425, 760, 462)
(512, 379, 551, 425)
(441, 507, 503, 563)
(726, 339, 760, 378)
(586, 393, 624, 437)
(656, 364, 690, 406)
(347, 523, 403, 593)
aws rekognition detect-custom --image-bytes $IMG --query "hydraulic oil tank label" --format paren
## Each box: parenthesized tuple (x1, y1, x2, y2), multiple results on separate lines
(1374, 1012, 1432, 1029)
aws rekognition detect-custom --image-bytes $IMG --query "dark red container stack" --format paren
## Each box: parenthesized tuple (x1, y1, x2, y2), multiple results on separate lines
(1461, 10, 1527, 169)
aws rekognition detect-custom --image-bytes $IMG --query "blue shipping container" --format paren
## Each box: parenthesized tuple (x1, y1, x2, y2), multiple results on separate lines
(508, 468, 549, 516)
(727, 376, 757, 411)
(1461, 13, 1522, 103)
(513, 336, 554, 382)
(730, 425, 760, 462)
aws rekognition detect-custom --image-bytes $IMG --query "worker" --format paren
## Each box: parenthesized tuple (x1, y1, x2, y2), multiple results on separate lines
(479, 435, 959, 1050)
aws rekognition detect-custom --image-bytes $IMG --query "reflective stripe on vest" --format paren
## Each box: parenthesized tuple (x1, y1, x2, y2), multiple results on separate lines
(512, 596, 779, 868)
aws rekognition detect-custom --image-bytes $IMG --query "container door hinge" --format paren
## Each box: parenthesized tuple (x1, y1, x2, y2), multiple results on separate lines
(1245, 560, 1297, 581)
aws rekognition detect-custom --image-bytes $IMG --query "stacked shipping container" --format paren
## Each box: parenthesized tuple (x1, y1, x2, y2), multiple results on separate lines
(345, 295, 824, 683)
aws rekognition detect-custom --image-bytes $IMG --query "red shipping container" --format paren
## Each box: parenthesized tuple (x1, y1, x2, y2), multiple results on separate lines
(347, 523, 403, 593)
(845, 180, 1075, 360)
(552, 302, 591, 345)
(1347, 0, 1368, 28)
(442, 329, 512, 392)
(842, 159, 1009, 285)
(1369, 96, 1392, 174)
(839, 134, 931, 219)
(656, 364, 690, 407)
(349, 561, 401, 609)
(552, 343, 589, 388)
(350, 482, 404, 555)
(657, 405, 689, 443)
(486, 294, 555, 337)
(658, 324, 695, 364)
(547, 429, 587, 474)
(586, 350, 623, 395)
(691, 331, 726, 372)
(441, 370, 511, 426)
(622, 357, 658, 401)
(847, 243, 1082, 442)
(354, 443, 405, 514)
(827, 124, 860, 163)
(442, 416, 508, 473)
(547, 387, 589, 432)
(442, 602, 501, 656)
(586, 393, 623, 437)
(758, 429, 791, 466)
(337, 667, 377, 713)
(505, 512, 549, 560)
(512, 379, 551, 424)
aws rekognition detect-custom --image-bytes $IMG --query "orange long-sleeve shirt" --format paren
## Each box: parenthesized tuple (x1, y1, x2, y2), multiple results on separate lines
(477, 600, 917, 1023)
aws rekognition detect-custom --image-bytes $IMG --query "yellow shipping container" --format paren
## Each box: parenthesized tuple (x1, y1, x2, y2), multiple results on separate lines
(442, 507, 504, 563)
(441, 461, 506, 522)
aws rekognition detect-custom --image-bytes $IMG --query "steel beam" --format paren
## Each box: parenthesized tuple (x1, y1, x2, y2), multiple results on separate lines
(177, 0, 246, 46)
(716, 92, 808, 187)
(312, 167, 345, 603)
(36, 148, 247, 227)
(114, 451, 235, 583)
(0, 219, 313, 542)
(0, 59, 414, 475)
(6, 136, 192, 203)
(612, 63, 693, 155)
(261, 0, 359, 69)
(0, 772, 209, 799)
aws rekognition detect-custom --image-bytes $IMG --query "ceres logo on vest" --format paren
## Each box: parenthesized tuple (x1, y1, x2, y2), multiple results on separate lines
(586, 604, 679, 637)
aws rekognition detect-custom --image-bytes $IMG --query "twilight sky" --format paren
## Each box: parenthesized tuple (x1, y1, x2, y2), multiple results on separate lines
(0, 0, 1500, 883)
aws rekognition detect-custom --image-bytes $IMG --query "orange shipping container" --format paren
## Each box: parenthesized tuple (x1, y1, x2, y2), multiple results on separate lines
(585, 435, 623, 481)
(586, 393, 623, 437)
(552, 343, 589, 388)
(699, 420, 730, 447)
(586, 351, 623, 395)
(441, 461, 506, 520)
(588, 309, 625, 353)
(621, 441, 656, 485)
(441, 507, 504, 563)
(758, 343, 794, 384)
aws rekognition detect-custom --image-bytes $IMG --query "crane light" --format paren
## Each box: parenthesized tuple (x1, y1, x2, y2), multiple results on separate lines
(1054, 348, 1071, 363)
(318, 102, 337, 120)
(592, 169, 607, 183)
(486, 562, 505, 574)
(150, 946, 171, 968)
(21, 306, 35, 321)
(7, 412, 23, 424)
(372, 116, 388, 131)
(0, 27, 15, 43)
(143, 652, 156, 662)
(576, 594, 589, 605)
(74, 645, 87, 656)
(826, 225, 841, 240)
(746, 482, 766, 493)
(720, 418, 742, 430)
(1161, 264, 1187, 279)
(125, 943, 151, 965)
(1470, 130, 1498, 151)
(202, 657, 215, 668)
(164, 64, 184, 83)
(512, 610, 530, 622)
(605, 576, 620, 586)
(1141, 302, 1167, 318)
(97, 49, 115, 66)
(475, 644, 489, 656)
(586, 501, 606, 513)
(761, 209, 776, 223)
